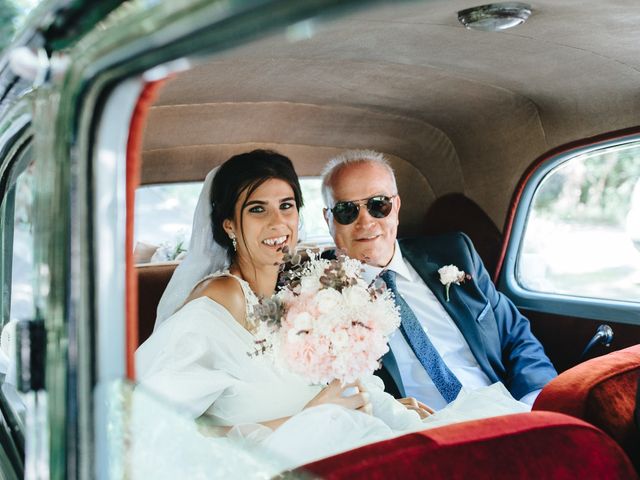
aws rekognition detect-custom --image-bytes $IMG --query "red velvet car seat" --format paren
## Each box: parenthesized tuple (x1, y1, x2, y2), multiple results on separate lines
(534, 345, 640, 471)
(300, 411, 637, 479)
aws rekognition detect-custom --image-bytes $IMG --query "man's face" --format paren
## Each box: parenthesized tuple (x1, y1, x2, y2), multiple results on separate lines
(324, 162, 401, 267)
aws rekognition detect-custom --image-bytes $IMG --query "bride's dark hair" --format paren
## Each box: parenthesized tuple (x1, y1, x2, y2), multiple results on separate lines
(210, 149, 303, 259)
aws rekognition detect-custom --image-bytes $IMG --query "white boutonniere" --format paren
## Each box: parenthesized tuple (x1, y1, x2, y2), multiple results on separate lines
(438, 265, 471, 302)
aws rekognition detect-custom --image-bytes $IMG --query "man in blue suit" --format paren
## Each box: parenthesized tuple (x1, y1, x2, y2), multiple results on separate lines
(321, 150, 557, 410)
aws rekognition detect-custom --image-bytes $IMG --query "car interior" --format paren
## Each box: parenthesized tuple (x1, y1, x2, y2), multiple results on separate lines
(125, 0, 640, 475)
(1, 0, 639, 477)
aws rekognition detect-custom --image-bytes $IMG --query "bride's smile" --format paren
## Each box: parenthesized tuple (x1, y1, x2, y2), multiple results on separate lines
(261, 234, 289, 248)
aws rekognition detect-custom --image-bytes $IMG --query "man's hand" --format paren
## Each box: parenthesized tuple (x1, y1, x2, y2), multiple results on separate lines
(398, 397, 434, 419)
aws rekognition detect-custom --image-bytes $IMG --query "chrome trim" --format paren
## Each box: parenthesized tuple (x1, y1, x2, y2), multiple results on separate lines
(0, 103, 32, 330)
(91, 77, 143, 480)
(93, 78, 142, 382)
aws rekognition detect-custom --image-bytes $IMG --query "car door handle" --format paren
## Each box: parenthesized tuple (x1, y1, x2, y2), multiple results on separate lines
(580, 324, 614, 361)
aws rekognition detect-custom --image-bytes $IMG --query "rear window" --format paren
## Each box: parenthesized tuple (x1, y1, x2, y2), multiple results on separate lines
(134, 178, 331, 263)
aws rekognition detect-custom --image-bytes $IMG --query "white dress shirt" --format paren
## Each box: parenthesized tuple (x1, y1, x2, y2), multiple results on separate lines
(362, 242, 538, 410)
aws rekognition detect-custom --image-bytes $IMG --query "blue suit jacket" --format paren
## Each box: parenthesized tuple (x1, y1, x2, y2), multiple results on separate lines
(378, 232, 557, 401)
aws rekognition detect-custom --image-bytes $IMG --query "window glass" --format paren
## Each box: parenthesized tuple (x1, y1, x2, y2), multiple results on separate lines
(10, 163, 35, 321)
(518, 143, 640, 302)
(298, 177, 331, 246)
(134, 182, 200, 263)
(134, 178, 332, 264)
(102, 380, 292, 478)
(0, 157, 33, 441)
(0, 0, 40, 52)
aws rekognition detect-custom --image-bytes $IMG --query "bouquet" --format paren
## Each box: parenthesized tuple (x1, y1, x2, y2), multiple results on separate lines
(251, 250, 401, 385)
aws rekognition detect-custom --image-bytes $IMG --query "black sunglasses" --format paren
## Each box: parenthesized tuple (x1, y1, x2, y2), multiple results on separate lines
(330, 195, 396, 225)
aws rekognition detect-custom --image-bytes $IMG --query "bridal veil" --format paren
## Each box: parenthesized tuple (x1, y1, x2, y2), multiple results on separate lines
(154, 166, 227, 328)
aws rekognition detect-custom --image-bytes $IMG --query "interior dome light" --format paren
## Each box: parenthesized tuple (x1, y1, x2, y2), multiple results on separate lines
(458, 2, 532, 31)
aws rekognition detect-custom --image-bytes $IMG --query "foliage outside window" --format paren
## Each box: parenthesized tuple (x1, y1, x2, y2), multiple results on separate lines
(518, 143, 640, 302)
(0, 0, 40, 53)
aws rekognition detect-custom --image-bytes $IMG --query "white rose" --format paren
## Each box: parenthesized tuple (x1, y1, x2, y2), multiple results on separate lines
(370, 301, 401, 334)
(291, 312, 313, 332)
(438, 264, 464, 285)
(331, 329, 350, 349)
(300, 275, 320, 294)
(287, 328, 303, 343)
(314, 288, 343, 314)
(342, 285, 370, 309)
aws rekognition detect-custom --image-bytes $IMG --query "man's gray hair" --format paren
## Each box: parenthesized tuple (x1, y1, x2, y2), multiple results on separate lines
(321, 149, 398, 207)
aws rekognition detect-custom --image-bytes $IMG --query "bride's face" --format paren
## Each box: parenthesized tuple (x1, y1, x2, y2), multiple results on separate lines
(225, 178, 299, 267)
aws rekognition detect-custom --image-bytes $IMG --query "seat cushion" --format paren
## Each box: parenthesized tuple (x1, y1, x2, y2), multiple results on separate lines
(533, 345, 640, 470)
(136, 262, 178, 346)
(300, 411, 637, 479)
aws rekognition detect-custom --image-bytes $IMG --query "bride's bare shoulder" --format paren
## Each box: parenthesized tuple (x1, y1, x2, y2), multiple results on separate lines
(184, 275, 245, 321)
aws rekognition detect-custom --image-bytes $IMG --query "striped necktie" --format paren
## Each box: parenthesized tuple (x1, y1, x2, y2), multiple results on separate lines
(381, 269, 462, 403)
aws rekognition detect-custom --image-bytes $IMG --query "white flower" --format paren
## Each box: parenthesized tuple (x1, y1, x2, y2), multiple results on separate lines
(314, 288, 343, 314)
(251, 253, 403, 384)
(341, 256, 366, 278)
(299, 275, 320, 294)
(287, 328, 303, 343)
(292, 312, 313, 332)
(342, 285, 370, 309)
(314, 313, 341, 336)
(332, 329, 350, 349)
(438, 264, 465, 285)
(438, 264, 469, 302)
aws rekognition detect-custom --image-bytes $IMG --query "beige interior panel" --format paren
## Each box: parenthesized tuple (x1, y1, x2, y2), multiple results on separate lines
(140, 0, 640, 231)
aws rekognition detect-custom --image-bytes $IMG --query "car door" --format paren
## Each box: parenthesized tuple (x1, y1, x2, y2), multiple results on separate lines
(498, 132, 640, 373)
(2, 1, 383, 478)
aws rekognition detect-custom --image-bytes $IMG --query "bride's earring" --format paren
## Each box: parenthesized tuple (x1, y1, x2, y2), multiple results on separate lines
(229, 234, 237, 251)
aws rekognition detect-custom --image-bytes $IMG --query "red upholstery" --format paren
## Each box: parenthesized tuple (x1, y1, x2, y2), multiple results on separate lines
(534, 345, 640, 470)
(126, 80, 165, 378)
(301, 411, 637, 479)
(136, 263, 178, 346)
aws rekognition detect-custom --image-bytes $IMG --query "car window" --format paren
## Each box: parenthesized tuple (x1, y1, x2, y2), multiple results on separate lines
(0, 154, 32, 479)
(134, 177, 331, 263)
(9, 164, 35, 322)
(518, 142, 640, 303)
(298, 177, 331, 246)
(0, 1, 41, 51)
(134, 182, 200, 263)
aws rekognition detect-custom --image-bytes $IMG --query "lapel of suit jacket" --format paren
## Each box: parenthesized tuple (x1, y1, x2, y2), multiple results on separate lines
(380, 349, 406, 398)
(399, 240, 491, 376)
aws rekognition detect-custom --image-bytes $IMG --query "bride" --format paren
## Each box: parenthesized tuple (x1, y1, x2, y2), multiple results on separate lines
(135, 149, 529, 470)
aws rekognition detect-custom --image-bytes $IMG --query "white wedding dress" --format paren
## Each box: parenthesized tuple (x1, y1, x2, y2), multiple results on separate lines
(135, 272, 529, 472)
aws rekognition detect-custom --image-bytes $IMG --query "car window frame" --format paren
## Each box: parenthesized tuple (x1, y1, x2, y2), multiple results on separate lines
(0, 106, 33, 480)
(498, 133, 640, 326)
(2, 144, 34, 324)
(0, 106, 32, 328)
